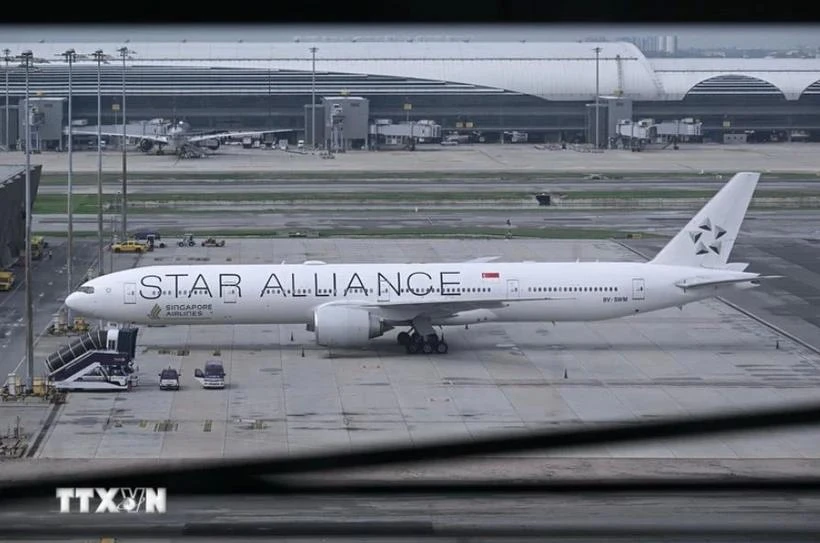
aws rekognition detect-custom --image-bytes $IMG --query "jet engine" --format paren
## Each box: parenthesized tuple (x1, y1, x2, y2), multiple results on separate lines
(313, 305, 389, 347)
(137, 139, 154, 153)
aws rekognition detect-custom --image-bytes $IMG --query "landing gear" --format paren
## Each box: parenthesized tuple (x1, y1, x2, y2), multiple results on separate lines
(397, 326, 448, 355)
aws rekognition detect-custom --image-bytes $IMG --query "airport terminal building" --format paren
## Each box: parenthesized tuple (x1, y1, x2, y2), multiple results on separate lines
(2, 41, 820, 146)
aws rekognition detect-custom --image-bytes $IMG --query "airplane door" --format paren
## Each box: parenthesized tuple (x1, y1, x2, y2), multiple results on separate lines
(632, 278, 645, 300)
(224, 286, 237, 304)
(506, 279, 520, 298)
(377, 277, 391, 302)
(124, 283, 136, 304)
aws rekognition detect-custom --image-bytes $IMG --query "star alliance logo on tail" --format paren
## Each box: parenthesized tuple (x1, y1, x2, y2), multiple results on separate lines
(148, 304, 162, 320)
(689, 217, 727, 256)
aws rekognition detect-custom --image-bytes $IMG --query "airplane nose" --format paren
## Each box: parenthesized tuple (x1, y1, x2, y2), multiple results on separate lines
(66, 291, 91, 313)
(65, 292, 81, 310)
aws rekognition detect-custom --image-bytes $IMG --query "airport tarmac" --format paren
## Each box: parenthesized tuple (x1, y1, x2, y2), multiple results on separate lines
(0, 239, 99, 381)
(15, 237, 820, 465)
(33, 177, 820, 194)
(33, 208, 820, 241)
(2, 236, 820, 542)
(4, 142, 820, 174)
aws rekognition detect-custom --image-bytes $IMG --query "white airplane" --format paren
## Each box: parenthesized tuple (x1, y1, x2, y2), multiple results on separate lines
(69, 119, 295, 157)
(66, 172, 778, 355)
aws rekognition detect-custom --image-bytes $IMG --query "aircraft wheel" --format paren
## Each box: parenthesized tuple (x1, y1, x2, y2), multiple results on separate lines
(406, 341, 420, 355)
(422, 342, 433, 354)
(426, 334, 439, 348)
(397, 331, 410, 346)
(410, 331, 420, 343)
(436, 341, 449, 355)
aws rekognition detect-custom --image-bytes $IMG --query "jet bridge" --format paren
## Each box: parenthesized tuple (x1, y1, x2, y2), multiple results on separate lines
(45, 328, 140, 392)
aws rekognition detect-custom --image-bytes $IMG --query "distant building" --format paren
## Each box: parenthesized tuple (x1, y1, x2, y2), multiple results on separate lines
(618, 35, 678, 56)
(2, 40, 819, 144)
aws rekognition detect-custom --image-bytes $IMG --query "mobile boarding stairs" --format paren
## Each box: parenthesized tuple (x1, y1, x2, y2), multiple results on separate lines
(44, 328, 140, 392)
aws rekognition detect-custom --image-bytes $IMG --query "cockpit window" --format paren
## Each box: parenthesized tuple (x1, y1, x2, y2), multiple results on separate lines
(78, 286, 95, 294)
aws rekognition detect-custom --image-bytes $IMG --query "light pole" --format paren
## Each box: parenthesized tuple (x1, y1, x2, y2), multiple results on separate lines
(310, 47, 317, 150)
(22, 51, 33, 394)
(58, 49, 86, 322)
(18, 50, 47, 393)
(2, 49, 10, 150)
(594, 46, 601, 149)
(117, 47, 134, 242)
(90, 50, 110, 276)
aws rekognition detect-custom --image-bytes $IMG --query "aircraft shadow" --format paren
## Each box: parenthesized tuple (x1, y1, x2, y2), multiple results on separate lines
(141, 340, 779, 359)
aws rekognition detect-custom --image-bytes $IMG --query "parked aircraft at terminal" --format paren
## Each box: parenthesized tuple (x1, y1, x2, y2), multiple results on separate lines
(66, 172, 778, 354)
(68, 118, 295, 157)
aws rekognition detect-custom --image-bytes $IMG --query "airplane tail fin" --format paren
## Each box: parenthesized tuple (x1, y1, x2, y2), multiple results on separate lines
(649, 172, 760, 268)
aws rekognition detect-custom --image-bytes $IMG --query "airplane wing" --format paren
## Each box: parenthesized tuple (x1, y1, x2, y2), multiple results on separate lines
(674, 275, 782, 290)
(463, 256, 501, 263)
(188, 129, 295, 143)
(69, 129, 169, 144)
(322, 295, 572, 323)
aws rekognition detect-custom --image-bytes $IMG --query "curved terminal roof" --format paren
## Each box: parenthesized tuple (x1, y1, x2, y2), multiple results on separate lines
(5, 41, 820, 101)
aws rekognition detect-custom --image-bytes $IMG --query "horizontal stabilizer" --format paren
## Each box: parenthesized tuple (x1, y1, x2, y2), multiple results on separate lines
(719, 262, 751, 272)
(675, 275, 782, 290)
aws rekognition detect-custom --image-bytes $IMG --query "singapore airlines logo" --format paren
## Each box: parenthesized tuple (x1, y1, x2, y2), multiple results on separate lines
(148, 304, 162, 320)
(689, 217, 727, 256)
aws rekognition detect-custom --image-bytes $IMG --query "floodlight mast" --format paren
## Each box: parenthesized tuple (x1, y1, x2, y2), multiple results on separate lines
(117, 47, 135, 241)
(2, 49, 11, 150)
(310, 47, 317, 151)
(89, 50, 111, 277)
(594, 46, 601, 149)
(18, 50, 48, 393)
(57, 49, 88, 323)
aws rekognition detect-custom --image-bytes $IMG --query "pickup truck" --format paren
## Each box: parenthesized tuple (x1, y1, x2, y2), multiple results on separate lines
(111, 240, 151, 253)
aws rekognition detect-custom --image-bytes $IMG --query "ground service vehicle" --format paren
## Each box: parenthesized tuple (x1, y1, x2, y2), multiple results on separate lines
(194, 361, 226, 389)
(0, 271, 14, 291)
(201, 237, 226, 247)
(158, 368, 181, 391)
(134, 231, 166, 248)
(30, 236, 45, 260)
(178, 234, 196, 247)
(111, 240, 150, 253)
